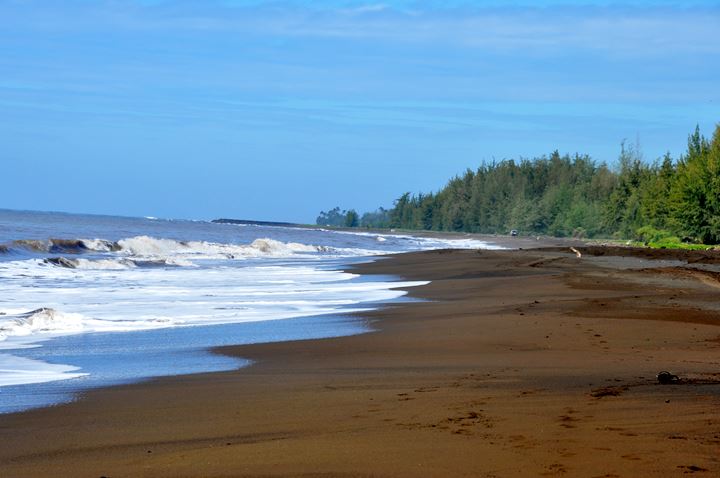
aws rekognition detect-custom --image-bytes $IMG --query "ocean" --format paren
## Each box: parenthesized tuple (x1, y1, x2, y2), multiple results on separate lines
(0, 209, 501, 413)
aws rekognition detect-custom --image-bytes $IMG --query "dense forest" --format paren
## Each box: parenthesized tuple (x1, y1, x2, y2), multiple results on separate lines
(317, 124, 720, 245)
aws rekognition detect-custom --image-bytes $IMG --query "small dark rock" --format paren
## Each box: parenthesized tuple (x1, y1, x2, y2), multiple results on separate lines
(657, 371, 679, 384)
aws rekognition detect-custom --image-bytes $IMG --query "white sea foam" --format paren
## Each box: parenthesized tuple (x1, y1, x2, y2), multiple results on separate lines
(249, 238, 319, 255)
(0, 308, 85, 341)
(0, 250, 428, 387)
(113, 235, 326, 260)
(0, 209, 515, 401)
(116, 236, 187, 256)
(79, 239, 116, 252)
(0, 354, 86, 386)
(73, 258, 136, 269)
(0, 228, 504, 390)
(324, 229, 505, 251)
(0, 263, 423, 343)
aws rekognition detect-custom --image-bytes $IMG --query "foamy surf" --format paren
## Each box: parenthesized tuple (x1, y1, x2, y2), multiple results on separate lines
(0, 308, 84, 341)
(0, 354, 86, 387)
(0, 209, 503, 411)
(322, 229, 506, 252)
(0, 251, 428, 387)
(114, 235, 328, 259)
(1, 235, 334, 261)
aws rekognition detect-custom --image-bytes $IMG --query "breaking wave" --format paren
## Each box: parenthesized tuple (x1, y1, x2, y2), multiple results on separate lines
(9, 238, 119, 254)
(116, 235, 325, 258)
(0, 211, 506, 399)
(0, 308, 84, 341)
(3, 236, 336, 266)
(42, 257, 188, 270)
(0, 306, 186, 345)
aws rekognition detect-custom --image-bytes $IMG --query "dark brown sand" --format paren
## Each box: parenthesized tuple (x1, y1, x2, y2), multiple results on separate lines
(1, 245, 720, 477)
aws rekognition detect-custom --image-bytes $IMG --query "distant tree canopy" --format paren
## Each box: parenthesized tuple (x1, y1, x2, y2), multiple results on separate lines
(344, 209, 359, 228)
(360, 208, 391, 228)
(316, 207, 359, 228)
(671, 126, 720, 244)
(317, 124, 720, 244)
(316, 207, 351, 227)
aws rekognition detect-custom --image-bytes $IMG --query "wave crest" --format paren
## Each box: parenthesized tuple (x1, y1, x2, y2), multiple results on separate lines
(4, 235, 335, 267)
(43, 256, 192, 270)
(115, 235, 324, 259)
(0, 308, 84, 340)
(249, 238, 320, 255)
(8, 238, 120, 254)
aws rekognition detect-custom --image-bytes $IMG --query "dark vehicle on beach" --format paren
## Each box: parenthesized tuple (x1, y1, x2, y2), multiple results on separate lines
(510, 229, 518, 237)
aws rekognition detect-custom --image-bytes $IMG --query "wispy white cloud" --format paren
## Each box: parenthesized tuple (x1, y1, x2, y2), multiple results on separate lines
(1, 0, 716, 164)
(338, 3, 389, 14)
(2, 1, 719, 57)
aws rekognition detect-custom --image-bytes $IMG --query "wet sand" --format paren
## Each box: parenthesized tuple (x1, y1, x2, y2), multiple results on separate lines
(1, 246, 719, 477)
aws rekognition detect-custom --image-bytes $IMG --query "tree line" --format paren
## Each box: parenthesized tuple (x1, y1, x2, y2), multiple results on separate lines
(317, 124, 720, 244)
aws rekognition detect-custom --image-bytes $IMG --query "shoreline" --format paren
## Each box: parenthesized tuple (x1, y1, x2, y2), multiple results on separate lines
(1, 246, 719, 476)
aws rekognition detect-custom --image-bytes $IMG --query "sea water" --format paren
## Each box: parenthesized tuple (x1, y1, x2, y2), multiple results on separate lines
(0, 209, 502, 413)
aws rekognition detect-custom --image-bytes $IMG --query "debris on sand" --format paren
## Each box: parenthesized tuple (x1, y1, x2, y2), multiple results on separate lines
(590, 385, 629, 398)
(657, 371, 680, 384)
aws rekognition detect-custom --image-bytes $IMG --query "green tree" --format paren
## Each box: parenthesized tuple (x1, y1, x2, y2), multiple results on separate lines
(344, 209, 359, 228)
(672, 125, 720, 243)
(316, 207, 347, 227)
(604, 141, 647, 237)
(324, 124, 719, 243)
(360, 208, 391, 228)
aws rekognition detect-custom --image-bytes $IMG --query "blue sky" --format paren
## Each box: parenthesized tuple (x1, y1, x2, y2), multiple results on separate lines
(1, 1, 718, 222)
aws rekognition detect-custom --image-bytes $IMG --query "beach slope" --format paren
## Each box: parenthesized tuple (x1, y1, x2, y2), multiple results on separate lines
(1, 247, 719, 477)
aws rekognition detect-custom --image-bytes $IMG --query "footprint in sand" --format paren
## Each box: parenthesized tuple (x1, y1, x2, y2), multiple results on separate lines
(508, 434, 539, 450)
(558, 418, 580, 428)
(518, 388, 547, 397)
(539, 463, 568, 475)
(414, 387, 438, 393)
(557, 409, 581, 429)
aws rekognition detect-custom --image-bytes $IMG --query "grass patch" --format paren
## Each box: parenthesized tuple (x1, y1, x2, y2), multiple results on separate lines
(633, 226, 717, 250)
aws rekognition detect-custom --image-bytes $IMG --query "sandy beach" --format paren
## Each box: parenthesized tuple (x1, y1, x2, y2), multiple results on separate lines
(1, 245, 719, 477)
